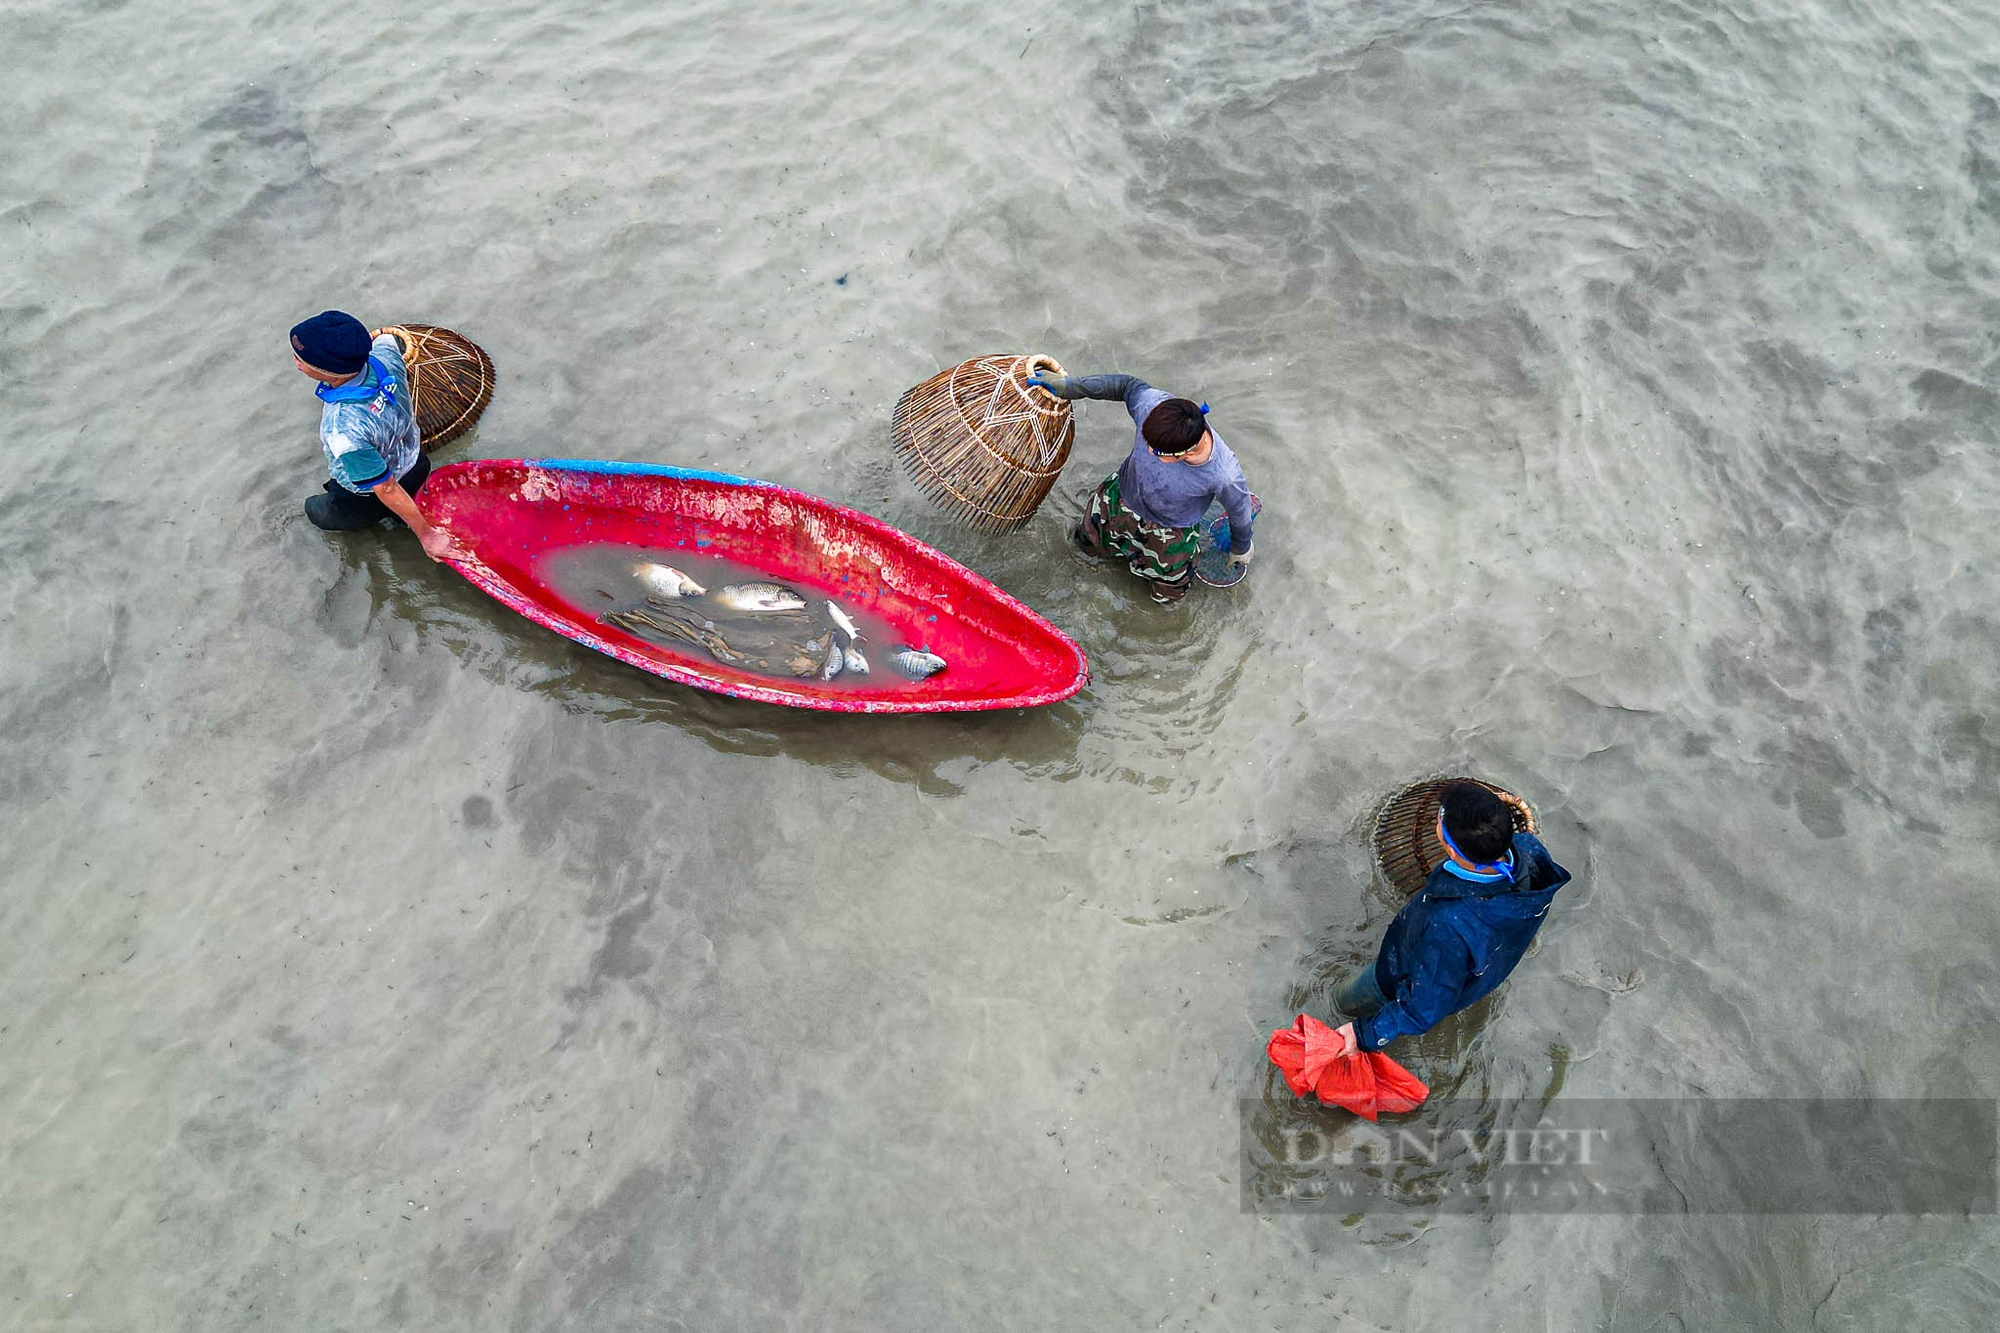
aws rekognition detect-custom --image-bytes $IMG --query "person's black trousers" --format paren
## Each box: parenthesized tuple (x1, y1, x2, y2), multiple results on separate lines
(304, 452, 432, 532)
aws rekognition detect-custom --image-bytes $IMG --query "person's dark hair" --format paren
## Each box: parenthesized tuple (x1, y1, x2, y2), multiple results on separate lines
(1441, 782, 1513, 863)
(1141, 398, 1208, 455)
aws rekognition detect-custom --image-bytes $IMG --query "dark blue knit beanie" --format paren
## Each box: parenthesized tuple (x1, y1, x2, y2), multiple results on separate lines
(289, 310, 371, 375)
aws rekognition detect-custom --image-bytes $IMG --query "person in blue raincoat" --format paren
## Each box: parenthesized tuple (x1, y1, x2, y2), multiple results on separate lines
(289, 309, 464, 560)
(1330, 782, 1572, 1055)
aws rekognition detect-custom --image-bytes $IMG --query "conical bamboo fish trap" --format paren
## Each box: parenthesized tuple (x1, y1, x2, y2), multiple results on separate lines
(891, 354, 1075, 532)
(374, 323, 495, 450)
(1371, 777, 1537, 897)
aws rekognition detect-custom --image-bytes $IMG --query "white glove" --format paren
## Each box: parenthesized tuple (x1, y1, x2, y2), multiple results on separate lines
(1225, 541, 1254, 568)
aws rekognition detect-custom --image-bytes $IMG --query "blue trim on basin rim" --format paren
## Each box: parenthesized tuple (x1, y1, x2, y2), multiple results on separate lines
(528, 458, 772, 489)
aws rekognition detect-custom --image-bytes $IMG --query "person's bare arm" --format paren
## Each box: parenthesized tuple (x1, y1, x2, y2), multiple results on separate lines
(370, 477, 467, 561)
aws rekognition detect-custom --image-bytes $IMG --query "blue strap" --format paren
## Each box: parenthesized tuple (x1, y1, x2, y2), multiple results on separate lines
(316, 356, 395, 405)
(1441, 856, 1514, 884)
(1439, 818, 1516, 880)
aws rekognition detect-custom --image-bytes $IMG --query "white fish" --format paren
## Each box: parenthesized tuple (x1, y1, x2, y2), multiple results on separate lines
(826, 600, 864, 642)
(713, 583, 808, 613)
(843, 643, 869, 675)
(819, 636, 845, 681)
(635, 562, 705, 599)
(889, 646, 947, 680)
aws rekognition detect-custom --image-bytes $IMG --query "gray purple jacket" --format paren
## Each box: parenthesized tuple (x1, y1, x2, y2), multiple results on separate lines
(1043, 374, 1256, 553)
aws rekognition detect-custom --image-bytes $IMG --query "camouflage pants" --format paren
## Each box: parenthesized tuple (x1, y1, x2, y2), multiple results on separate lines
(1078, 474, 1201, 603)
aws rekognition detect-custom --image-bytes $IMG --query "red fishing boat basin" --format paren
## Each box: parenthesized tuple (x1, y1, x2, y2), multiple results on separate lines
(416, 458, 1090, 713)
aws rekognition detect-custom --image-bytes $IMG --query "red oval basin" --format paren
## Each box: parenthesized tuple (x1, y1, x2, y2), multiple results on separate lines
(417, 458, 1090, 713)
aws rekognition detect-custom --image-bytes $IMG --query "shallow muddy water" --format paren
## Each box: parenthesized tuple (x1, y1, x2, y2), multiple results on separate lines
(539, 542, 911, 687)
(4, 0, 2000, 1327)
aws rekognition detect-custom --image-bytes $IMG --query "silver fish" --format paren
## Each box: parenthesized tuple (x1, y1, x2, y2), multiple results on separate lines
(819, 636, 846, 681)
(713, 582, 809, 614)
(634, 562, 704, 598)
(889, 646, 947, 680)
(825, 600, 864, 642)
(843, 643, 869, 675)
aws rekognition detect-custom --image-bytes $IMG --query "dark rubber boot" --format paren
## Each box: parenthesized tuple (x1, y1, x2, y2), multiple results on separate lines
(304, 490, 382, 531)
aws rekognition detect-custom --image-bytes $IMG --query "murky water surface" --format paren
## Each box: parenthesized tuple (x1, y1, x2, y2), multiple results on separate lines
(5, 0, 2000, 1327)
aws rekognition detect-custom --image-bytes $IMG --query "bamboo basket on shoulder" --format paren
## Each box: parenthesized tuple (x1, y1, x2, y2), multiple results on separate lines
(373, 323, 496, 450)
(890, 354, 1075, 532)
(1371, 777, 1537, 897)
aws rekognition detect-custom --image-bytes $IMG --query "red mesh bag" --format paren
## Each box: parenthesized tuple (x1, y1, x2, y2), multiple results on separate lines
(1266, 1014, 1429, 1121)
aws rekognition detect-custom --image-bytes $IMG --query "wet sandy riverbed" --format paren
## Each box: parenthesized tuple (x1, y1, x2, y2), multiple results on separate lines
(4, 0, 1999, 1326)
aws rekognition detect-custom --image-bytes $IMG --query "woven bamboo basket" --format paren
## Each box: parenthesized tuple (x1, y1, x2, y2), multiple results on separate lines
(373, 324, 495, 450)
(1371, 777, 1537, 897)
(890, 354, 1075, 533)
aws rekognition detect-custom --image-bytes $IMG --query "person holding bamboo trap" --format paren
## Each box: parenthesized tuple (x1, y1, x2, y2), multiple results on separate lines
(1026, 371, 1257, 604)
(1331, 782, 1571, 1055)
(288, 309, 464, 561)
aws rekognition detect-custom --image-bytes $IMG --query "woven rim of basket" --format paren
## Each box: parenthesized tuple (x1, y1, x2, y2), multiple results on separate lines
(1370, 776, 1537, 896)
(1021, 354, 1063, 395)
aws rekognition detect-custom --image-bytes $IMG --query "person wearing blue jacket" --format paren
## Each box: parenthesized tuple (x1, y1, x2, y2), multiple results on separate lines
(1331, 782, 1572, 1055)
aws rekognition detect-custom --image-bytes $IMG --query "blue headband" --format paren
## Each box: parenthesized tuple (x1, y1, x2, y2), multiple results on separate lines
(1438, 812, 1513, 877)
(315, 356, 392, 404)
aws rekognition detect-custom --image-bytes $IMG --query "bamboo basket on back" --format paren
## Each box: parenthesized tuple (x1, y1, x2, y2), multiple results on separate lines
(1371, 777, 1537, 896)
(373, 323, 496, 450)
(890, 354, 1075, 532)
